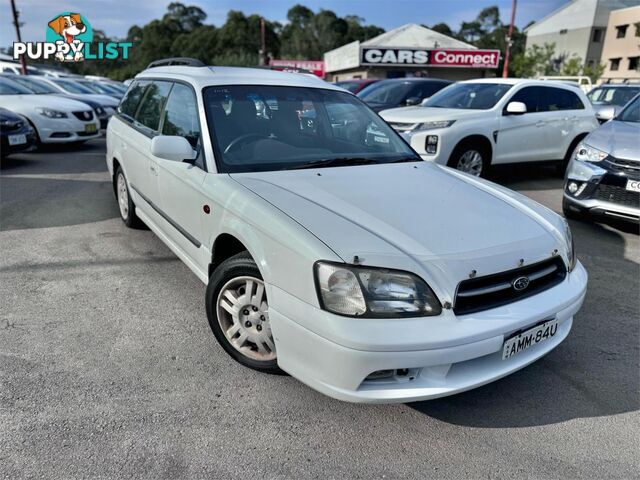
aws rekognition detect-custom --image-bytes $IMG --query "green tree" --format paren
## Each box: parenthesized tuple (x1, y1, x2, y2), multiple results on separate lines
(430, 23, 453, 36)
(512, 43, 558, 78)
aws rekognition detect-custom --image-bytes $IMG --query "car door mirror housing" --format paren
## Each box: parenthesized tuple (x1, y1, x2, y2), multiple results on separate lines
(420, 97, 431, 107)
(150, 135, 197, 162)
(505, 101, 527, 115)
(595, 106, 615, 122)
(405, 96, 421, 106)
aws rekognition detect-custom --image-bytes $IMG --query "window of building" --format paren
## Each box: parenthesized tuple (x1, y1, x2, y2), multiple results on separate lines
(559, 29, 568, 35)
(616, 24, 628, 38)
(592, 28, 603, 43)
(610, 58, 621, 71)
(630, 57, 640, 71)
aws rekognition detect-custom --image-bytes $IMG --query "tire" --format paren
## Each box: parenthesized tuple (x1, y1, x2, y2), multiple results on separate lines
(558, 134, 586, 177)
(114, 166, 145, 229)
(205, 252, 283, 374)
(448, 141, 490, 177)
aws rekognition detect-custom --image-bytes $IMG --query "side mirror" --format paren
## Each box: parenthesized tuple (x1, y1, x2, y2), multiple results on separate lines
(505, 101, 527, 115)
(405, 96, 421, 106)
(150, 135, 196, 163)
(595, 105, 615, 122)
(420, 97, 431, 107)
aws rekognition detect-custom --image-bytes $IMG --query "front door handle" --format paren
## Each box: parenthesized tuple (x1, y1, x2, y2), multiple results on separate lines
(535, 121, 546, 127)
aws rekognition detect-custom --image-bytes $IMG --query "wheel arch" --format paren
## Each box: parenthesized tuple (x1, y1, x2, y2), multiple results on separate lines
(449, 134, 493, 164)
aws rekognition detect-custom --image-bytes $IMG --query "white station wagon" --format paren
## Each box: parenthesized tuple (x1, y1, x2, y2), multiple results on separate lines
(106, 58, 588, 403)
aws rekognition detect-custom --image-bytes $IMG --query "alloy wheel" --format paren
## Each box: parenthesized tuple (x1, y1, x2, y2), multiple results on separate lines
(456, 150, 484, 176)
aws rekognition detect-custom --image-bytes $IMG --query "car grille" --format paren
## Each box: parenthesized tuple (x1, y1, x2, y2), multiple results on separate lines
(1, 120, 24, 131)
(454, 257, 566, 315)
(594, 184, 640, 208)
(72, 111, 94, 121)
(387, 122, 417, 132)
(605, 156, 640, 175)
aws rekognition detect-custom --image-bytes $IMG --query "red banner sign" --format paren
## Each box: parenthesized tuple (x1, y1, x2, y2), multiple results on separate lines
(269, 59, 325, 77)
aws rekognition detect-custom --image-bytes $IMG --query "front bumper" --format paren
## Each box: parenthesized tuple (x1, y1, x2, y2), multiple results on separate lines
(269, 261, 587, 403)
(564, 157, 640, 222)
(397, 127, 458, 165)
(34, 116, 101, 143)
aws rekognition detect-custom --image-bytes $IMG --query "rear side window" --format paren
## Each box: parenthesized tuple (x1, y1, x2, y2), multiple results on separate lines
(509, 86, 541, 113)
(134, 81, 172, 131)
(161, 84, 200, 148)
(118, 81, 148, 118)
(542, 87, 585, 111)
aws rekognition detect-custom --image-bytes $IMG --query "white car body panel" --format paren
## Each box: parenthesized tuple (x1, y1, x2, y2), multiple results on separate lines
(106, 66, 588, 403)
(0, 94, 99, 143)
(380, 78, 599, 167)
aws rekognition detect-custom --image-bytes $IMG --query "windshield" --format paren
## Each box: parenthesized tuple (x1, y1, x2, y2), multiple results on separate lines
(588, 86, 640, 106)
(357, 81, 413, 105)
(426, 82, 513, 110)
(0, 78, 33, 95)
(203, 85, 419, 173)
(8, 76, 58, 94)
(617, 95, 640, 123)
(53, 79, 94, 94)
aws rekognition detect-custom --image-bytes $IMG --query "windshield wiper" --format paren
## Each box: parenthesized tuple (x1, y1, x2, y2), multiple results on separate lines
(283, 157, 379, 170)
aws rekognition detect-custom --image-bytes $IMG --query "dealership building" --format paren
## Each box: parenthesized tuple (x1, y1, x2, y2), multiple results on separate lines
(323, 23, 500, 82)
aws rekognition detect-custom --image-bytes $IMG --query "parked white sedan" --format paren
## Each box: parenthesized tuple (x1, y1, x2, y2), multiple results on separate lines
(0, 77, 100, 144)
(107, 60, 588, 403)
(380, 79, 599, 177)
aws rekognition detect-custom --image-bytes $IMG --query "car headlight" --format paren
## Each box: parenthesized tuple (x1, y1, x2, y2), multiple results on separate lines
(415, 120, 455, 131)
(315, 261, 442, 318)
(574, 142, 607, 162)
(36, 108, 68, 119)
(563, 220, 576, 272)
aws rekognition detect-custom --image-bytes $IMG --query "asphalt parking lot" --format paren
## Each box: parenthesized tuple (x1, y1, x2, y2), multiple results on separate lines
(1, 138, 638, 479)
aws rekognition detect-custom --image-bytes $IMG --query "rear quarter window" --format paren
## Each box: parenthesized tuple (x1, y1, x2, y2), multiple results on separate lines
(134, 81, 172, 131)
(118, 80, 149, 119)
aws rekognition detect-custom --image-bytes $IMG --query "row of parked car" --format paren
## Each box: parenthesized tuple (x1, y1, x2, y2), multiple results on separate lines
(0, 71, 126, 156)
(336, 77, 639, 223)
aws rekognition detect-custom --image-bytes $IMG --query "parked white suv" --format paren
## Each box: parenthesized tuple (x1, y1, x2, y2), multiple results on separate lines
(106, 59, 587, 403)
(380, 79, 599, 177)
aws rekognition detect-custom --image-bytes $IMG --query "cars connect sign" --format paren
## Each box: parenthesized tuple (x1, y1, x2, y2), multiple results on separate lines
(360, 47, 500, 68)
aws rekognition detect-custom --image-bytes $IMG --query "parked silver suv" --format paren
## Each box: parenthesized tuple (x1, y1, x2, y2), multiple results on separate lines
(563, 93, 640, 223)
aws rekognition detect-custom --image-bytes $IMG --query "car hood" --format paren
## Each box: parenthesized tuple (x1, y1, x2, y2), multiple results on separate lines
(0, 94, 93, 112)
(585, 119, 640, 161)
(231, 162, 567, 302)
(380, 106, 486, 123)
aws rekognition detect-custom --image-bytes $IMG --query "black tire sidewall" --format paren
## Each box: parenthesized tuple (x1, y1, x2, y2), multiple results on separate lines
(205, 254, 282, 374)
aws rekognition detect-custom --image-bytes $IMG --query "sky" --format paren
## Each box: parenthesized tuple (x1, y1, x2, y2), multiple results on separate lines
(2, 0, 568, 48)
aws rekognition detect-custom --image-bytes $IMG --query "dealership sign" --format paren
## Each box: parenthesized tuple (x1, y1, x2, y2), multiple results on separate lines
(360, 47, 500, 68)
(269, 59, 325, 77)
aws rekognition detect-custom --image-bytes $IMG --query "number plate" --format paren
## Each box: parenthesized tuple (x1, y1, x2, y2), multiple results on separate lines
(8, 134, 27, 146)
(502, 319, 558, 360)
(85, 123, 97, 133)
(625, 179, 640, 193)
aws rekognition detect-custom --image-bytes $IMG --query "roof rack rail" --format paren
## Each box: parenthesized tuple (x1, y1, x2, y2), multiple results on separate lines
(147, 57, 206, 69)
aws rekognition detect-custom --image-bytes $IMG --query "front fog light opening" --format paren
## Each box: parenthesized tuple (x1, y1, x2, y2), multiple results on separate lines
(425, 135, 438, 154)
(364, 368, 419, 383)
(567, 181, 587, 197)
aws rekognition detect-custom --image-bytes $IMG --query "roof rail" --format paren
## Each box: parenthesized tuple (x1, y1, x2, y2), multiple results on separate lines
(147, 57, 206, 69)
